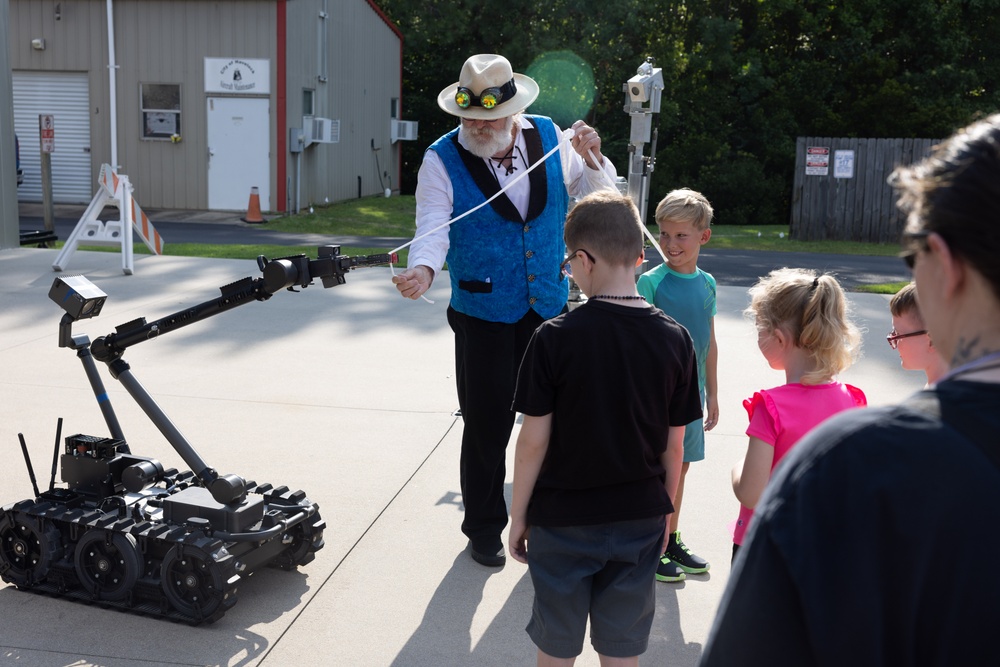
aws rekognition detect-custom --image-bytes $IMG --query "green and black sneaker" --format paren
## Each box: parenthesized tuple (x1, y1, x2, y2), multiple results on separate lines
(655, 554, 686, 583)
(665, 531, 710, 574)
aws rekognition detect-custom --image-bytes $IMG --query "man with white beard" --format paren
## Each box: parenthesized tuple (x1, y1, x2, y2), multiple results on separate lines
(393, 54, 617, 567)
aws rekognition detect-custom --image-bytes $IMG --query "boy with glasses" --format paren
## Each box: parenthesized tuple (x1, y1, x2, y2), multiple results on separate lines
(509, 190, 701, 665)
(888, 282, 948, 386)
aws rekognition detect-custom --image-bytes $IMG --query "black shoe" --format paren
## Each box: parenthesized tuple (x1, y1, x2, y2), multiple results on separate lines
(665, 531, 710, 574)
(470, 538, 506, 567)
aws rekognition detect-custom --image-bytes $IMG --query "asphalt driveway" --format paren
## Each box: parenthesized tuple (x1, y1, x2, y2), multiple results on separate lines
(18, 204, 910, 289)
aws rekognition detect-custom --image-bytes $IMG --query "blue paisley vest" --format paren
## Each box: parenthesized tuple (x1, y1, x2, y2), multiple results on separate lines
(429, 115, 569, 323)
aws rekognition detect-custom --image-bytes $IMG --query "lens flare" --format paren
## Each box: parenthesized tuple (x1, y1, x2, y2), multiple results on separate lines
(525, 51, 596, 128)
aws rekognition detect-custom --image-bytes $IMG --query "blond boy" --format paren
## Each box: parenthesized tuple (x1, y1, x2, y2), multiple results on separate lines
(636, 188, 718, 582)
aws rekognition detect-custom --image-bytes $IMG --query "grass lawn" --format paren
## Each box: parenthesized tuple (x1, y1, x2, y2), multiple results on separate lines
(55, 194, 909, 291)
(259, 195, 418, 237)
(854, 281, 911, 295)
(706, 226, 902, 257)
(262, 195, 904, 257)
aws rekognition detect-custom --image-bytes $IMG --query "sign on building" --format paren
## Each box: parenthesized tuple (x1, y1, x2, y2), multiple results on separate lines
(203, 58, 271, 95)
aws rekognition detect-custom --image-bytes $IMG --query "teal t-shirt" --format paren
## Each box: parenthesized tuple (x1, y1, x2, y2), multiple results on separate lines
(636, 264, 717, 392)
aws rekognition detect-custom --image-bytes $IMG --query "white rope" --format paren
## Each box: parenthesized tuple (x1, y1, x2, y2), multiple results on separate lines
(585, 146, 667, 264)
(389, 128, 578, 303)
(389, 128, 577, 258)
(389, 127, 666, 303)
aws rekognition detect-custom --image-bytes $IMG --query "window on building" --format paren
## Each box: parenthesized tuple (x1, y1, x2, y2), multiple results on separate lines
(141, 84, 181, 139)
(391, 97, 399, 119)
(303, 89, 315, 117)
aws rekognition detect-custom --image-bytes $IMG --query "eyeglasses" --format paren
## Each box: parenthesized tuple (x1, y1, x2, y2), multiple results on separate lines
(455, 79, 517, 110)
(900, 230, 931, 270)
(560, 249, 596, 278)
(886, 328, 928, 349)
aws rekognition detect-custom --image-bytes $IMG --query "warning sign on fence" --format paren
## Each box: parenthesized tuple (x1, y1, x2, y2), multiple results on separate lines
(834, 150, 855, 179)
(806, 146, 829, 176)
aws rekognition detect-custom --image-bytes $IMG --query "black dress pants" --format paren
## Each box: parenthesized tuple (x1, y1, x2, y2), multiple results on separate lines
(447, 306, 545, 542)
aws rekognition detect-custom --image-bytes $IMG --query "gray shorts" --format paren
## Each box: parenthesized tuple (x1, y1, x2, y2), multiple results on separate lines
(525, 516, 665, 659)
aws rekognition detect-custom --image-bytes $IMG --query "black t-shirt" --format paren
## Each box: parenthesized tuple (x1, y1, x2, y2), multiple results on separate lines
(512, 300, 702, 527)
(701, 380, 1000, 666)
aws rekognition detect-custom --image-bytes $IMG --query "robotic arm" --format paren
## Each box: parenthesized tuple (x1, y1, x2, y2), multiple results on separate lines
(53, 246, 397, 363)
(48, 245, 395, 505)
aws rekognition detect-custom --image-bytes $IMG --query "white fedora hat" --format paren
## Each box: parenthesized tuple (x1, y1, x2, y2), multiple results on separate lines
(437, 54, 539, 120)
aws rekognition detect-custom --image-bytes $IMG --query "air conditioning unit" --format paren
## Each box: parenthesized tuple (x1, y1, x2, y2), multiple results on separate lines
(312, 117, 340, 144)
(391, 119, 419, 143)
(302, 116, 315, 146)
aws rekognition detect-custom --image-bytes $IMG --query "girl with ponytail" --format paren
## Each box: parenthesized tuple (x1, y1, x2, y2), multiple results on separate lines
(729, 268, 867, 559)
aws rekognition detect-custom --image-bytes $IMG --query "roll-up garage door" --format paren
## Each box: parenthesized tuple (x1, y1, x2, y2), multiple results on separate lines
(13, 71, 92, 203)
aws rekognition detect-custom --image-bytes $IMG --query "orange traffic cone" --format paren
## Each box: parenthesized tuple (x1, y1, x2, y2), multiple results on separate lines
(241, 186, 266, 224)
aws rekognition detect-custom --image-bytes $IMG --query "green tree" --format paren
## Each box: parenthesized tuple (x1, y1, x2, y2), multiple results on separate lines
(378, 0, 687, 195)
(654, 0, 1000, 225)
(377, 0, 1000, 225)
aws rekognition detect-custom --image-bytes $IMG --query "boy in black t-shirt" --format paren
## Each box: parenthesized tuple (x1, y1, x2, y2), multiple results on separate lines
(509, 190, 702, 665)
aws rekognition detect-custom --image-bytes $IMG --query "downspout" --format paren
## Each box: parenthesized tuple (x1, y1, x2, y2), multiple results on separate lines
(396, 33, 402, 194)
(276, 0, 287, 212)
(106, 0, 119, 169)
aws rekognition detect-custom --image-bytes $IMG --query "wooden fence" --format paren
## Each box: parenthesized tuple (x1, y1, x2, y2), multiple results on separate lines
(790, 136, 939, 243)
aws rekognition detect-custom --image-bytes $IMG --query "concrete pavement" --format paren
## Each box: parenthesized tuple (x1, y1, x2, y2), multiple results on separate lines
(0, 246, 924, 666)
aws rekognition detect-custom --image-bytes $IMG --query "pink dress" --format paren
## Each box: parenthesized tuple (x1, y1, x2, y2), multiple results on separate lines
(733, 382, 867, 545)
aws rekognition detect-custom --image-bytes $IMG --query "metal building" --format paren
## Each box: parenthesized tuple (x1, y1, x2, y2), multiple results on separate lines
(6, 0, 409, 213)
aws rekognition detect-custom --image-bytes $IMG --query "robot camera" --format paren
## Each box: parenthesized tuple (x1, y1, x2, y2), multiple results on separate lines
(627, 78, 651, 103)
(49, 276, 108, 320)
(625, 58, 663, 105)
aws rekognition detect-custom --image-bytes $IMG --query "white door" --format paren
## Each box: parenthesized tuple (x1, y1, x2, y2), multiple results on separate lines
(12, 71, 92, 203)
(207, 97, 270, 210)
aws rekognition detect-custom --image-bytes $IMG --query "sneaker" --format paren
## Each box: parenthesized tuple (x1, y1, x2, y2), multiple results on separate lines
(666, 531, 710, 574)
(655, 555, 686, 583)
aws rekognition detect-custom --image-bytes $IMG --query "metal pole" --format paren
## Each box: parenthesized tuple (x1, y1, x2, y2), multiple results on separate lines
(114, 367, 212, 483)
(106, 0, 119, 169)
(41, 151, 55, 232)
(77, 345, 126, 441)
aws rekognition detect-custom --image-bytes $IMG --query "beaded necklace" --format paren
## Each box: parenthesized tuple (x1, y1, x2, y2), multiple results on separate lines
(589, 295, 647, 301)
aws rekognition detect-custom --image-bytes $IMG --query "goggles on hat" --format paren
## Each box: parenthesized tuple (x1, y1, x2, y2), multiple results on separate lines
(455, 79, 518, 110)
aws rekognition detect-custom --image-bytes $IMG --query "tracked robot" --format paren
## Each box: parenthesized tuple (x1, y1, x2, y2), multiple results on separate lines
(0, 247, 393, 624)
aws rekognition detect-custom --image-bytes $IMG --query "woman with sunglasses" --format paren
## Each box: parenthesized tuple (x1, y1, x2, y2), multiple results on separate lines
(702, 114, 1000, 666)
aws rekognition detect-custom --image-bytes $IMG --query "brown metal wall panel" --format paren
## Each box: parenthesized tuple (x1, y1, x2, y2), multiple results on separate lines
(116, 0, 276, 209)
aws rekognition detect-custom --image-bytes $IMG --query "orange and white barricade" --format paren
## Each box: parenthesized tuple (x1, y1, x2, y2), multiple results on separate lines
(53, 164, 164, 275)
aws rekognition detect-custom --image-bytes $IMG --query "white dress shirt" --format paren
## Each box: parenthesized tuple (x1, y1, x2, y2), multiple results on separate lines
(408, 117, 618, 273)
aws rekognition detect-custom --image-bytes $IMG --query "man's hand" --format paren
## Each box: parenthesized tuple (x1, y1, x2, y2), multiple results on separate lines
(392, 265, 434, 299)
(571, 120, 605, 170)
